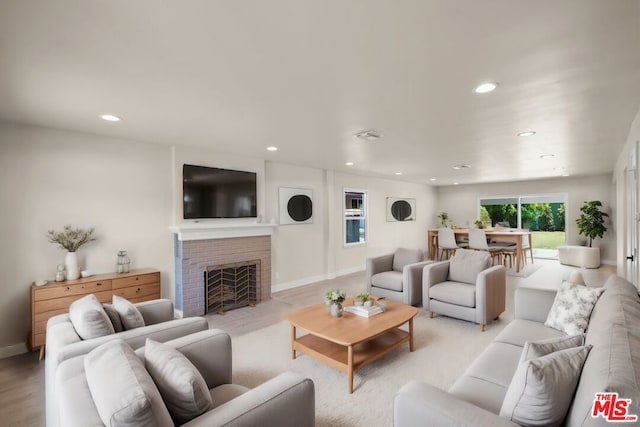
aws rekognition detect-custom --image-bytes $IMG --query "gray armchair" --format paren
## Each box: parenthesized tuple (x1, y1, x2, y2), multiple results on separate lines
(422, 249, 505, 331)
(366, 248, 432, 306)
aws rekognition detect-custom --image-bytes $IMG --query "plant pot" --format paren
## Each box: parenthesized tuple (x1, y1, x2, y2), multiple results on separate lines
(65, 252, 80, 280)
(330, 303, 343, 318)
(363, 300, 373, 309)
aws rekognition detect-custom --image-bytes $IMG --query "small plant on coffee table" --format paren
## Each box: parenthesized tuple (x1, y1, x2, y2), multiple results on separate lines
(356, 292, 370, 306)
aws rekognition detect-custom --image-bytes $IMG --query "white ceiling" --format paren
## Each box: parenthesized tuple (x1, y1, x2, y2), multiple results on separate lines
(1, 0, 639, 185)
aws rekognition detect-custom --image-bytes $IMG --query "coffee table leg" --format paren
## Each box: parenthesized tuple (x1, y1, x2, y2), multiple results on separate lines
(290, 324, 296, 359)
(348, 345, 354, 394)
(409, 318, 414, 352)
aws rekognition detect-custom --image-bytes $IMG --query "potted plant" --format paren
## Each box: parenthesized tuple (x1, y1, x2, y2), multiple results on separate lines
(473, 219, 485, 229)
(355, 292, 370, 307)
(47, 226, 95, 280)
(576, 201, 608, 247)
(437, 211, 450, 227)
(324, 289, 346, 317)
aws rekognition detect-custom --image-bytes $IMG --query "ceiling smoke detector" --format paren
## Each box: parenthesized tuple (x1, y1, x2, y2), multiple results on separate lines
(354, 130, 383, 140)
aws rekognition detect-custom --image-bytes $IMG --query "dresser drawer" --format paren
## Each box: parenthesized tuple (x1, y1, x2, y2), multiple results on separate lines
(34, 280, 112, 301)
(33, 289, 113, 314)
(112, 272, 160, 289)
(112, 283, 160, 300)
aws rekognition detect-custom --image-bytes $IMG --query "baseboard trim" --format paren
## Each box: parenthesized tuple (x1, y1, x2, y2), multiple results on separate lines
(272, 266, 366, 293)
(0, 342, 29, 359)
(272, 273, 329, 293)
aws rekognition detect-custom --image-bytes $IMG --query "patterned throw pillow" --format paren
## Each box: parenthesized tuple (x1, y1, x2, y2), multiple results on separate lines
(544, 282, 604, 335)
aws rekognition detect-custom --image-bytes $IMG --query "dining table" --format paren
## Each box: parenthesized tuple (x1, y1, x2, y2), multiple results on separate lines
(427, 228, 533, 272)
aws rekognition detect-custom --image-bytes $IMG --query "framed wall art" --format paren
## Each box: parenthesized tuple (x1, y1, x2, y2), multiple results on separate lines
(279, 187, 313, 225)
(386, 197, 416, 222)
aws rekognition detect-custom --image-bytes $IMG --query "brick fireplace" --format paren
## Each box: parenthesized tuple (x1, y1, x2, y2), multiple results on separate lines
(171, 223, 275, 317)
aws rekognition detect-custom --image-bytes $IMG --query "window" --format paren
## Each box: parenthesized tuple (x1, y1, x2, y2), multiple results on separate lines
(479, 193, 567, 258)
(344, 189, 367, 246)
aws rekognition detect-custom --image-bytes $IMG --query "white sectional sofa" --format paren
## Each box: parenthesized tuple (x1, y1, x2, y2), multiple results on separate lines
(394, 275, 640, 426)
(46, 298, 209, 427)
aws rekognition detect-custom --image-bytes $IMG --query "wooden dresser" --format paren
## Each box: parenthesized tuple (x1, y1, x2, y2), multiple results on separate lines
(31, 268, 161, 358)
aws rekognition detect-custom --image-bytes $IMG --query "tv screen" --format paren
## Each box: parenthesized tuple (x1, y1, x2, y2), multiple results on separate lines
(183, 164, 257, 219)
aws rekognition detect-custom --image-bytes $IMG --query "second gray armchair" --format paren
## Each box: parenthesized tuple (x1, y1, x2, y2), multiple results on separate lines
(422, 249, 506, 331)
(366, 248, 432, 306)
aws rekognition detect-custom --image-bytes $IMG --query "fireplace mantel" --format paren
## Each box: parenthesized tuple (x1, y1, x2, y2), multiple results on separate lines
(170, 222, 277, 241)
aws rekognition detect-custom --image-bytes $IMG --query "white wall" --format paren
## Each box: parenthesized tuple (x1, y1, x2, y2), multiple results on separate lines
(265, 163, 327, 287)
(613, 106, 640, 280)
(0, 121, 173, 356)
(436, 175, 616, 263)
(331, 172, 438, 273)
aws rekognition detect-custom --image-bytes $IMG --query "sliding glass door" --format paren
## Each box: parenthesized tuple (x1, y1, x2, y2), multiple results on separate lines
(479, 194, 567, 259)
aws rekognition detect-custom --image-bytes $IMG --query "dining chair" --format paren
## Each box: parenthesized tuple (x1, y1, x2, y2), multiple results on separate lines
(501, 230, 533, 269)
(437, 228, 461, 260)
(468, 228, 503, 265)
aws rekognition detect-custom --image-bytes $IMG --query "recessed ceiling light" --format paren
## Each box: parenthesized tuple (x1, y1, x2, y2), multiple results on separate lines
(453, 182, 460, 185)
(474, 82, 498, 94)
(452, 164, 471, 170)
(100, 114, 121, 122)
(539, 154, 555, 159)
(429, 178, 437, 182)
(562, 174, 570, 177)
(354, 130, 383, 140)
(395, 172, 403, 176)
(345, 162, 354, 166)
(266, 146, 278, 151)
(518, 131, 536, 137)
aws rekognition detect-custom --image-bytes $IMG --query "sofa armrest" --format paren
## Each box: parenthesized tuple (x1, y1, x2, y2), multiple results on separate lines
(183, 372, 315, 427)
(514, 287, 557, 322)
(366, 254, 394, 282)
(394, 381, 518, 427)
(402, 261, 434, 306)
(422, 261, 450, 309)
(135, 299, 175, 325)
(475, 265, 506, 325)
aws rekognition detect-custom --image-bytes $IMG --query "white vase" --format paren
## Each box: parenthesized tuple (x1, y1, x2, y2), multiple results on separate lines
(330, 303, 343, 318)
(65, 252, 80, 280)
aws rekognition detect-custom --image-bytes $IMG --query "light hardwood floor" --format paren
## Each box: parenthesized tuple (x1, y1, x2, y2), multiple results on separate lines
(0, 261, 616, 426)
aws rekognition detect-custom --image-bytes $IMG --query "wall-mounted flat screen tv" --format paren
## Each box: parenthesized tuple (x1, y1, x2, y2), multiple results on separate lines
(183, 164, 257, 219)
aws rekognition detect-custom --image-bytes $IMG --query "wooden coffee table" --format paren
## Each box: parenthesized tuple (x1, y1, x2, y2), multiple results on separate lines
(286, 298, 418, 393)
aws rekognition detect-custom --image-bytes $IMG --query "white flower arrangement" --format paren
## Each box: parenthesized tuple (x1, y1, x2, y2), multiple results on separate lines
(324, 288, 346, 306)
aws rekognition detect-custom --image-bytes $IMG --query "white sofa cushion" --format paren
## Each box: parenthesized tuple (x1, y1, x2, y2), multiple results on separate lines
(499, 345, 592, 426)
(69, 294, 115, 340)
(113, 295, 145, 330)
(103, 303, 124, 333)
(144, 338, 213, 424)
(519, 334, 585, 364)
(84, 339, 173, 427)
(544, 281, 604, 335)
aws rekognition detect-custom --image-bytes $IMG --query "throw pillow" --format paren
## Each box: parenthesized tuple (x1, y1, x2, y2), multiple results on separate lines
(69, 294, 115, 340)
(500, 345, 592, 427)
(144, 339, 213, 424)
(103, 303, 124, 333)
(519, 334, 585, 364)
(544, 281, 604, 335)
(84, 339, 173, 427)
(112, 295, 145, 330)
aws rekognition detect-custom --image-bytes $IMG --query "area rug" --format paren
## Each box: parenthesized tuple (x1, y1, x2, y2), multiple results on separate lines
(230, 306, 514, 427)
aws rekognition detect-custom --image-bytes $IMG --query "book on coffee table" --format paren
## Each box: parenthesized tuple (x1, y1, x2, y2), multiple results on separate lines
(344, 304, 383, 317)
